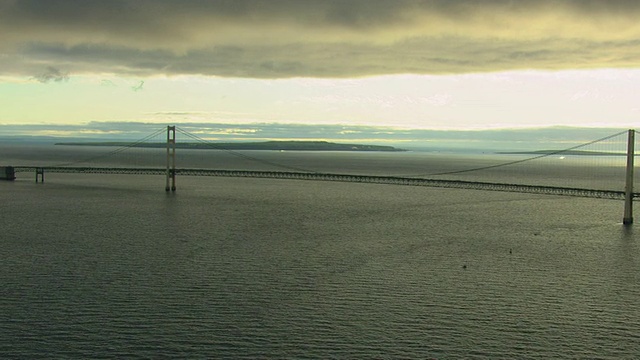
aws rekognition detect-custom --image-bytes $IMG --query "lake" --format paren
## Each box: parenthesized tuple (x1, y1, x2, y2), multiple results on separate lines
(1, 145, 638, 358)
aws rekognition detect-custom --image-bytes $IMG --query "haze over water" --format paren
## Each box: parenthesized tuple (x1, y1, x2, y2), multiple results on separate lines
(2, 146, 639, 358)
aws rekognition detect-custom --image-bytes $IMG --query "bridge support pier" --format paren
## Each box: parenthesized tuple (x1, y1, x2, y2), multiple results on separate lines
(623, 129, 635, 225)
(0, 166, 16, 181)
(35, 167, 45, 183)
(166, 126, 176, 192)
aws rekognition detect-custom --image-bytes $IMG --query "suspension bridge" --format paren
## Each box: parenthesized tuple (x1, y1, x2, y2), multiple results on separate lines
(2, 126, 638, 224)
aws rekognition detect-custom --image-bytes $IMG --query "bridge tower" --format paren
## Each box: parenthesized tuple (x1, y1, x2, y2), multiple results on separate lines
(623, 129, 635, 225)
(166, 125, 176, 192)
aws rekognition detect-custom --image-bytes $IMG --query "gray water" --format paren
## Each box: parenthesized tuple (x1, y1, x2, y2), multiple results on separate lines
(1, 147, 639, 358)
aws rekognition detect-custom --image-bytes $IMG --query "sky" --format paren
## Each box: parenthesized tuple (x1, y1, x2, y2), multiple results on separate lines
(1, 0, 640, 140)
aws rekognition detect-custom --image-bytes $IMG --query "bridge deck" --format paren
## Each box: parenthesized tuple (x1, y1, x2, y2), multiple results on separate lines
(13, 166, 637, 200)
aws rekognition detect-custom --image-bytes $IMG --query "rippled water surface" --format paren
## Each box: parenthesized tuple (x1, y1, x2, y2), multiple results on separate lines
(1, 148, 639, 358)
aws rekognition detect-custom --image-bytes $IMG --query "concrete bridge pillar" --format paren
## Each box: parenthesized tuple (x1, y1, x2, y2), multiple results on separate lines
(166, 126, 176, 192)
(35, 167, 45, 183)
(0, 166, 16, 181)
(623, 129, 635, 225)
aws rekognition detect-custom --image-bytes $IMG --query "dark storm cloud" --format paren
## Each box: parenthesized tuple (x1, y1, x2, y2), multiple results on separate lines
(33, 66, 69, 83)
(3, 0, 640, 78)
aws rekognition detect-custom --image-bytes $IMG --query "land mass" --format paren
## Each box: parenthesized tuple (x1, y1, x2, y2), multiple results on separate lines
(56, 140, 406, 152)
(497, 150, 626, 156)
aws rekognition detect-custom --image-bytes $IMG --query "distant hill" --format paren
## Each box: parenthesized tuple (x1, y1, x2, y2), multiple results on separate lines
(56, 140, 406, 152)
(497, 150, 627, 156)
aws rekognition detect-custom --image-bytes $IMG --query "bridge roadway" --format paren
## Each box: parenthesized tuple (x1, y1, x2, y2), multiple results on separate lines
(14, 166, 636, 200)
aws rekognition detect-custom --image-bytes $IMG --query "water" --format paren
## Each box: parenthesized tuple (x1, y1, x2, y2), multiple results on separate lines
(1, 146, 639, 358)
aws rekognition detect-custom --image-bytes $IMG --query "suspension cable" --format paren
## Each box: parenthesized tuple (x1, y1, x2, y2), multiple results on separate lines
(407, 130, 629, 177)
(52, 127, 166, 167)
(175, 127, 318, 173)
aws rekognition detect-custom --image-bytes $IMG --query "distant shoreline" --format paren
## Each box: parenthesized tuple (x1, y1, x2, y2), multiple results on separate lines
(55, 140, 407, 152)
(497, 150, 627, 156)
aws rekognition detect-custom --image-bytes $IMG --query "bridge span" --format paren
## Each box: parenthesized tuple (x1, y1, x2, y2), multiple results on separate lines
(14, 166, 637, 201)
(6, 127, 637, 223)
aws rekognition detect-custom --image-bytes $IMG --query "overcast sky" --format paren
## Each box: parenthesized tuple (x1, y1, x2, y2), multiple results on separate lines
(1, 0, 640, 136)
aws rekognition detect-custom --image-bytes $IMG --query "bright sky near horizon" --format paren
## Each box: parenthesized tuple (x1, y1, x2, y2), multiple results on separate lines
(2, 0, 640, 135)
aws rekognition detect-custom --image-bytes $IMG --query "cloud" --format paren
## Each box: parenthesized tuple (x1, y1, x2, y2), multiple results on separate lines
(3, 1, 640, 78)
(131, 80, 144, 92)
(33, 66, 69, 83)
